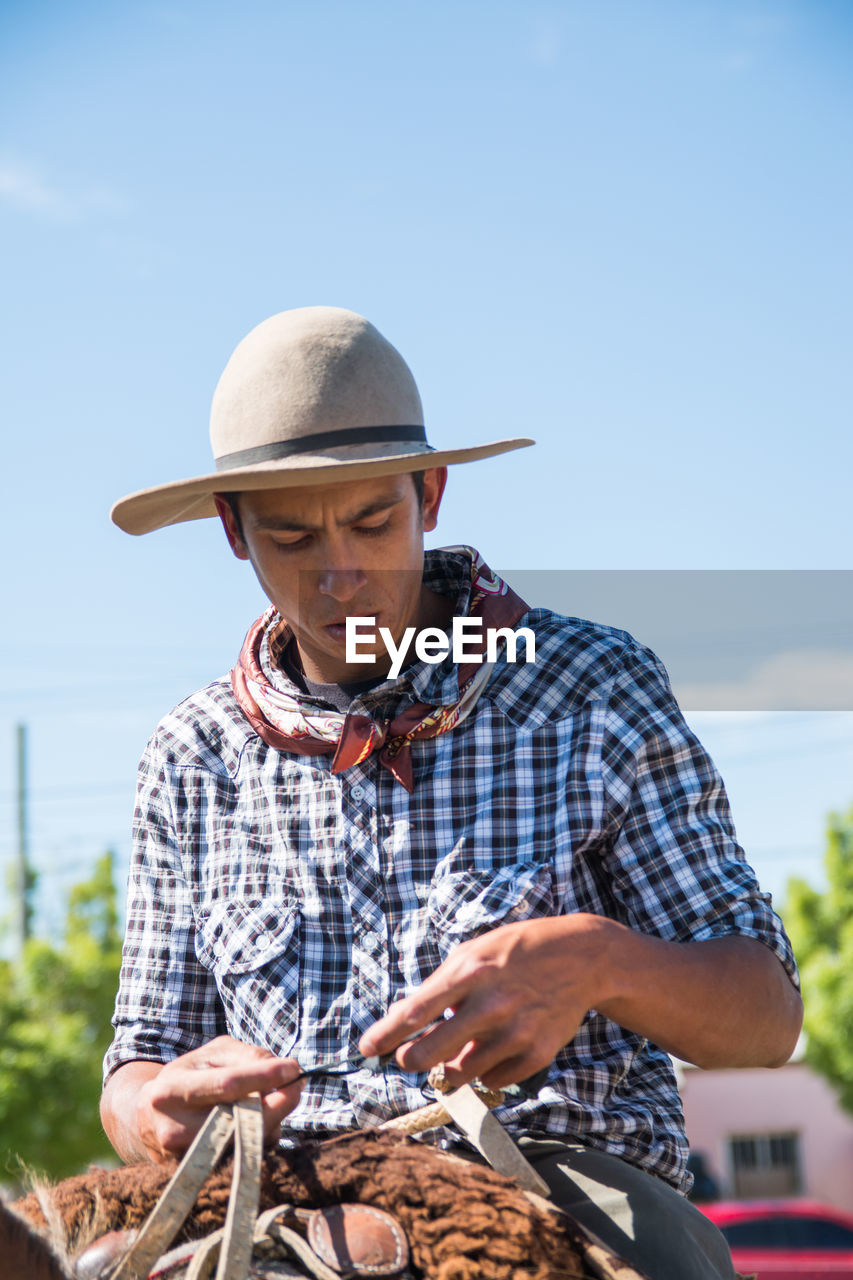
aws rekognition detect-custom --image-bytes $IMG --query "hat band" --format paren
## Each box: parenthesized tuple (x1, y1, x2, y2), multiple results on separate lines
(215, 425, 429, 471)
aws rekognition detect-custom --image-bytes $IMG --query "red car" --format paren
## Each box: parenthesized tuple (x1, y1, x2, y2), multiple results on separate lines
(700, 1200, 853, 1278)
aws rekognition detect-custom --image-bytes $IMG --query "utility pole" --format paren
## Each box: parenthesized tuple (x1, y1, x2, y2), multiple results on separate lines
(15, 722, 31, 955)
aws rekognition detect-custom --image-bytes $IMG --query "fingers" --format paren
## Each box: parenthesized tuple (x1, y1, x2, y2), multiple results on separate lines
(440, 1041, 551, 1091)
(361, 947, 522, 1070)
(360, 984, 542, 1088)
(179, 1036, 301, 1085)
(360, 920, 590, 1091)
(138, 1037, 304, 1160)
(156, 1058, 301, 1108)
(359, 966, 476, 1059)
(396, 1008, 555, 1089)
(359, 920, 544, 1060)
(259, 1086, 303, 1140)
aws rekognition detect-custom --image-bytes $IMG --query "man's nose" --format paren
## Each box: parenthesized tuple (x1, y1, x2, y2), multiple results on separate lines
(316, 568, 368, 601)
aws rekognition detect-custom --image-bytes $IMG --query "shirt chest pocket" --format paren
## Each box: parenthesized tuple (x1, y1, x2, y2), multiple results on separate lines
(195, 898, 302, 1055)
(427, 861, 556, 962)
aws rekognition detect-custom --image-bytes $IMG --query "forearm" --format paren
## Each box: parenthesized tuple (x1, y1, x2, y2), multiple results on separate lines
(361, 912, 803, 1087)
(101, 1060, 165, 1164)
(590, 919, 803, 1069)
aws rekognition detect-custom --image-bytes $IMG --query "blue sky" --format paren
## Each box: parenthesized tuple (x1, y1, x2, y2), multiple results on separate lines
(1, 1, 852, 933)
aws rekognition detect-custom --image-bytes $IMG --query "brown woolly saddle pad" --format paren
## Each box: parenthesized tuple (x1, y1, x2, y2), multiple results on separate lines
(14, 1127, 645, 1280)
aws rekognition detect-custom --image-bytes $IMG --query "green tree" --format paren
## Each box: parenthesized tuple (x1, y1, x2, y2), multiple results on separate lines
(784, 804, 853, 1113)
(0, 852, 122, 1183)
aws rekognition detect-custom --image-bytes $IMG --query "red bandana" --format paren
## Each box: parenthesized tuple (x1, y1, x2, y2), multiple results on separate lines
(230, 549, 530, 791)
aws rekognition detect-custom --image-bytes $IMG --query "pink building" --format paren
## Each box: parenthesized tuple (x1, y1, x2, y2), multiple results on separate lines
(679, 1057, 853, 1210)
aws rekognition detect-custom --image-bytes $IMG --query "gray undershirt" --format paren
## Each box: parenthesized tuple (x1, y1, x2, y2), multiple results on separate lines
(280, 639, 387, 714)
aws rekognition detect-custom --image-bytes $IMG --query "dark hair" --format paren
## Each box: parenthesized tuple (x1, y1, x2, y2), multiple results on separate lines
(221, 471, 426, 544)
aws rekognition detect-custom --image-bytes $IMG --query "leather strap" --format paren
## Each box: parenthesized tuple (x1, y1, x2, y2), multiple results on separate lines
(307, 1204, 410, 1277)
(253, 1207, 342, 1280)
(110, 1105, 237, 1280)
(215, 1096, 264, 1279)
(437, 1083, 551, 1199)
(184, 1227, 225, 1280)
(102, 1101, 413, 1280)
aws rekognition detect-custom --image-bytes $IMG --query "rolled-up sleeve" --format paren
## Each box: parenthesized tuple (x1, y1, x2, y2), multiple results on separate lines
(103, 733, 226, 1084)
(598, 643, 799, 987)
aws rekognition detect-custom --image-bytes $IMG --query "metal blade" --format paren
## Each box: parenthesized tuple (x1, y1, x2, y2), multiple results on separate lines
(292, 1051, 383, 1082)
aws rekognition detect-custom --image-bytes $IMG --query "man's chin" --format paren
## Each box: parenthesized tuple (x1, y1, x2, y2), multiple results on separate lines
(298, 630, 389, 682)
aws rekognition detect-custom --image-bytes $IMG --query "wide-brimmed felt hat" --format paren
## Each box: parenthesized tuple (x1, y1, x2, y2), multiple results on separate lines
(111, 306, 534, 535)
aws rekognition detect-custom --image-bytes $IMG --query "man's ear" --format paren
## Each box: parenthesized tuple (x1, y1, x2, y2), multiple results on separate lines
(213, 494, 250, 560)
(421, 467, 447, 533)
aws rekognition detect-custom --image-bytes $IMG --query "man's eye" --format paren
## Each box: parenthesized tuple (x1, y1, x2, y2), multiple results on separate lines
(356, 521, 390, 538)
(273, 536, 312, 552)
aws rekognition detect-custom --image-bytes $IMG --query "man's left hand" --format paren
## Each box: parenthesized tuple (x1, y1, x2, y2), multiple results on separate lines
(358, 913, 803, 1087)
(360, 915, 606, 1089)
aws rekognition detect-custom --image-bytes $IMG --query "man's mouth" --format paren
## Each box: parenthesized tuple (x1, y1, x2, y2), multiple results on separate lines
(323, 615, 380, 644)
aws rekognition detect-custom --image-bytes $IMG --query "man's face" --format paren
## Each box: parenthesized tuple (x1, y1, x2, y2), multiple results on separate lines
(216, 468, 447, 683)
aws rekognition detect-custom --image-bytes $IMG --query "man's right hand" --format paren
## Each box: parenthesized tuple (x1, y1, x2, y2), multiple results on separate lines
(100, 1037, 304, 1165)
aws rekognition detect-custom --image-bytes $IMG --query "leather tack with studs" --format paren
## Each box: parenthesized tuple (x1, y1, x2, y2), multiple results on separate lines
(306, 1203, 410, 1277)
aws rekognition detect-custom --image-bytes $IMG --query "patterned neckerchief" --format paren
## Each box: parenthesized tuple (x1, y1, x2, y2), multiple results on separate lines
(230, 546, 529, 791)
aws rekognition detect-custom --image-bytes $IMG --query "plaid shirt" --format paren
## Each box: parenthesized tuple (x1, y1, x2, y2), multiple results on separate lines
(106, 548, 798, 1191)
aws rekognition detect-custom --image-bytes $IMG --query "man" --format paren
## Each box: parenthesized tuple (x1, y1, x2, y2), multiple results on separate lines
(103, 306, 802, 1279)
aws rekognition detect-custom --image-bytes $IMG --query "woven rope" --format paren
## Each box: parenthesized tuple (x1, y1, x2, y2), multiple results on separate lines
(379, 1067, 505, 1136)
(379, 1100, 454, 1135)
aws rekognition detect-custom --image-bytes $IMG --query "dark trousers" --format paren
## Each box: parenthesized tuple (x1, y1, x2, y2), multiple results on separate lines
(516, 1137, 735, 1280)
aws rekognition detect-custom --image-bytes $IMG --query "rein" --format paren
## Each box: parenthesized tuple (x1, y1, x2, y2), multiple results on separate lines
(109, 1098, 267, 1280)
(98, 1078, 545, 1280)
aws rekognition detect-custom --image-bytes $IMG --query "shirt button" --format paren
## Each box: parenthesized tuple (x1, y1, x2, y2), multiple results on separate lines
(362, 930, 381, 953)
(213, 942, 225, 958)
(351, 784, 366, 801)
(255, 933, 270, 950)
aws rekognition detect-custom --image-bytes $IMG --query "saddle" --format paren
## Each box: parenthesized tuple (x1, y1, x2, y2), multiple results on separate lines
(16, 1095, 651, 1280)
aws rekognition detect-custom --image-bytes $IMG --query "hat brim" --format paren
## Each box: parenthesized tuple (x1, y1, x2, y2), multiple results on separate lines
(111, 437, 535, 535)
